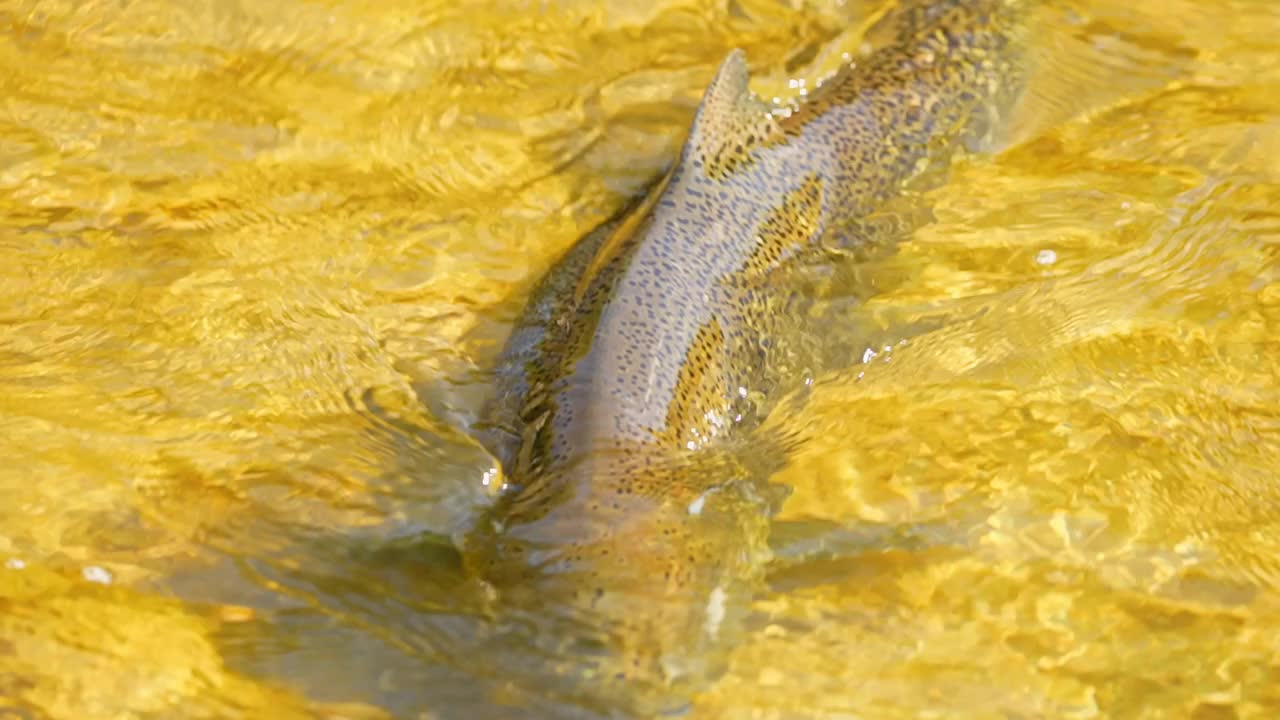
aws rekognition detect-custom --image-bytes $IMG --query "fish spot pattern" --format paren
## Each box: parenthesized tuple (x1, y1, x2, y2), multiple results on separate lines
(466, 0, 1030, 711)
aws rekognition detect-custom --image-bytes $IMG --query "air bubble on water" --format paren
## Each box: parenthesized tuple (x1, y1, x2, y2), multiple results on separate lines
(82, 565, 113, 584)
(5, 558, 25, 570)
(862, 347, 877, 364)
(1036, 249, 1058, 266)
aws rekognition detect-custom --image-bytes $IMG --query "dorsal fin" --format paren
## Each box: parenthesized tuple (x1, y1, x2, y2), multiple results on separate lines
(686, 50, 781, 180)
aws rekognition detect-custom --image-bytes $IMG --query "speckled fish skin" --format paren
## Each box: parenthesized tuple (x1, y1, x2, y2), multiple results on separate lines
(466, 0, 1028, 711)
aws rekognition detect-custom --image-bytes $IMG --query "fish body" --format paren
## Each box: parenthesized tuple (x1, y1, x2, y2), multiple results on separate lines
(464, 0, 1028, 711)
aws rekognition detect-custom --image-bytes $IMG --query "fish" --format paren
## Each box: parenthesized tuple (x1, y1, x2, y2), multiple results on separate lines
(461, 0, 1032, 713)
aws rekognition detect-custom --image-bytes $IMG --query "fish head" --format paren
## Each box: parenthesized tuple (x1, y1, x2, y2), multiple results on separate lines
(464, 446, 779, 714)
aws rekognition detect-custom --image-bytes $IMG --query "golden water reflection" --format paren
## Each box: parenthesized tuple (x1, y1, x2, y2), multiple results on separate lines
(0, 0, 1278, 718)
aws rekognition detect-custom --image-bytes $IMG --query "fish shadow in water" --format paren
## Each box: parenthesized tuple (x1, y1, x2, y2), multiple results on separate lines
(214, 519, 638, 719)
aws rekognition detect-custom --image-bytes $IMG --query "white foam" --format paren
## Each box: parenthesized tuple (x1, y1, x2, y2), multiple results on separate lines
(688, 491, 710, 516)
(82, 565, 113, 585)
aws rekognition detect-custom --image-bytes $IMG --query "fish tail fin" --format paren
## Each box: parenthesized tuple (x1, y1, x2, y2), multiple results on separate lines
(988, 0, 1210, 152)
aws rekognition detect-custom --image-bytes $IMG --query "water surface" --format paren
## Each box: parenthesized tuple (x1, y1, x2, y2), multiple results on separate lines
(1, 0, 1279, 718)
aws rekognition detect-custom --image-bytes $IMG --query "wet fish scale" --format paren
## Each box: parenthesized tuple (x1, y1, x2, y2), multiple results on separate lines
(464, 0, 1028, 712)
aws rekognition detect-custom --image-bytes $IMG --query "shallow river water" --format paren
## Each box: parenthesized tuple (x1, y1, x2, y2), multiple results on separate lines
(2, 0, 1280, 718)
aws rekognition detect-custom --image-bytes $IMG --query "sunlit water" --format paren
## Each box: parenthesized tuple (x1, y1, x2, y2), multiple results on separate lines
(1, 0, 1279, 718)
